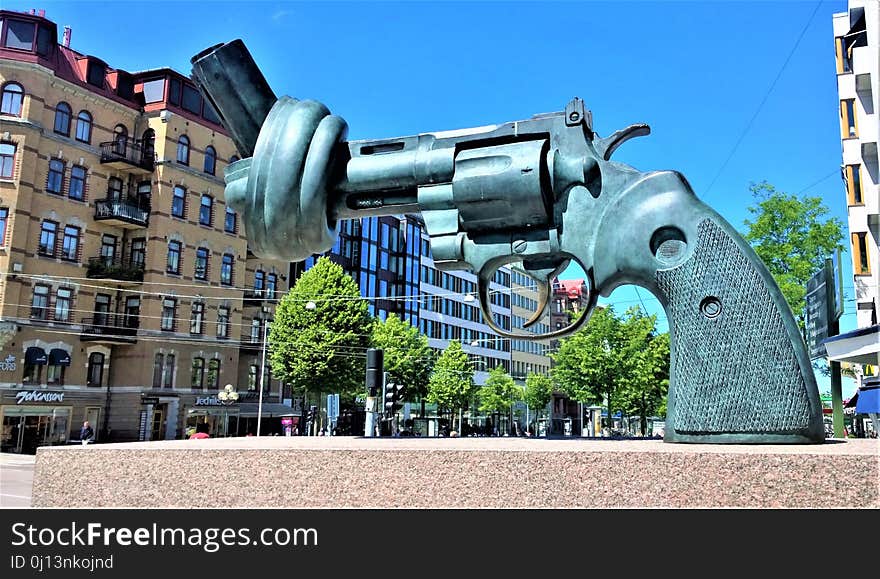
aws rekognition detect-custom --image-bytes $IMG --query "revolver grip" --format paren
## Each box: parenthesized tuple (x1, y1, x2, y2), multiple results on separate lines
(656, 216, 824, 443)
(589, 172, 824, 443)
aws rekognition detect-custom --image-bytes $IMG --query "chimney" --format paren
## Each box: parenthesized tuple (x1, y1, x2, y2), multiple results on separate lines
(62, 26, 71, 48)
(38, 10, 45, 17)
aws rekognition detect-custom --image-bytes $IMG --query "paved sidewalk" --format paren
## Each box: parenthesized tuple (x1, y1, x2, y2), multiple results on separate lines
(1, 452, 35, 507)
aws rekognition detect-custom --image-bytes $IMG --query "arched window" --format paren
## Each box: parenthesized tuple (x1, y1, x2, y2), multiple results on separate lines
(141, 128, 155, 159)
(199, 194, 213, 226)
(46, 158, 64, 193)
(75, 110, 92, 143)
(53, 102, 71, 135)
(176, 135, 190, 165)
(1, 83, 24, 116)
(203, 145, 216, 175)
(113, 125, 128, 154)
(87, 352, 105, 387)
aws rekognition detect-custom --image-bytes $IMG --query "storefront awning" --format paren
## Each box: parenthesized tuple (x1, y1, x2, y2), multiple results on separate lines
(855, 387, 880, 415)
(238, 403, 299, 417)
(822, 325, 880, 366)
(48, 348, 71, 366)
(24, 347, 47, 365)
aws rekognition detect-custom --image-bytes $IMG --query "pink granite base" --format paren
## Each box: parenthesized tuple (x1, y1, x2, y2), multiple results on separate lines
(31, 437, 879, 508)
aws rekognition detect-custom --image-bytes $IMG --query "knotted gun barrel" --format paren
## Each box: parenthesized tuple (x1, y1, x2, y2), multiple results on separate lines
(192, 40, 825, 444)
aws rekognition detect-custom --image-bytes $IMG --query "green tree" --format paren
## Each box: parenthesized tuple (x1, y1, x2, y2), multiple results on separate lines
(523, 373, 554, 428)
(371, 313, 434, 414)
(478, 365, 519, 435)
(426, 341, 475, 433)
(618, 310, 670, 435)
(551, 306, 621, 419)
(269, 257, 372, 408)
(743, 181, 844, 329)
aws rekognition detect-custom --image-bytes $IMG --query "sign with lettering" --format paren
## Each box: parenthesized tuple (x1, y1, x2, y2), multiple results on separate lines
(805, 263, 831, 359)
(0, 354, 16, 372)
(141, 396, 160, 405)
(327, 394, 339, 420)
(195, 396, 224, 406)
(15, 390, 64, 405)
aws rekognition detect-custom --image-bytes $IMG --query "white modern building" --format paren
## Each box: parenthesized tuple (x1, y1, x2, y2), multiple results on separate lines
(834, 1, 879, 329)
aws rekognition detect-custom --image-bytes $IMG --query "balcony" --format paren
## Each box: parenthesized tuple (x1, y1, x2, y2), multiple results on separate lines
(86, 256, 144, 284)
(81, 315, 138, 344)
(94, 198, 149, 229)
(99, 139, 155, 175)
(243, 287, 277, 306)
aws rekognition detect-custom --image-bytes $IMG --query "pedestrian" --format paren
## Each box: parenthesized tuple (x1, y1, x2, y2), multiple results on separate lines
(189, 423, 210, 439)
(80, 420, 95, 445)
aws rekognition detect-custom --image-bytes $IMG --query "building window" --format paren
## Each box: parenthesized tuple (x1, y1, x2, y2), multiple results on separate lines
(853, 232, 871, 275)
(5, 20, 35, 51)
(191, 358, 205, 389)
(167, 240, 182, 274)
(142, 129, 155, 159)
(207, 359, 220, 389)
(23, 361, 42, 385)
(86, 61, 105, 88)
(107, 177, 123, 201)
(195, 247, 209, 280)
(0, 143, 15, 179)
(61, 225, 79, 261)
(46, 159, 64, 194)
(152, 353, 164, 388)
(161, 298, 176, 331)
(164, 354, 175, 388)
(172, 186, 186, 218)
(840, 99, 857, 139)
(204, 146, 216, 175)
(221, 253, 234, 285)
(87, 352, 104, 387)
(217, 306, 229, 338)
(1, 83, 23, 116)
(199, 194, 213, 226)
(266, 273, 277, 299)
(130, 238, 146, 269)
(224, 206, 236, 233)
(190, 302, 204, 334)
(94, 293, 110, 326)
(31, 285, 49, 319)
(53, 102, 71, 135)
(254, 270, 265, 295)
(75, 111, 92, 143)
(181, 84, 202, 115)
(0, 207, 8, 246)
(68, 165, 86, 200)
(168, 77, 181, 106)
(142, 78, 165, 103)
(835, 36, 853, 74)
(845, 165, 863, 205)
(38, 220, 57, 256)
(124, 296, 140, 329)
(47, 362, 65, 385)
(248, 365, 258, 391)
(251, 318, 262, 342)
(177, 135, 190, 165)
(112, 125, 128, 154)
(54, 288, 72, 322)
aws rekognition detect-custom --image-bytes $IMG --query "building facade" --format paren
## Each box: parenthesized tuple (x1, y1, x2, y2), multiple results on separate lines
(0, 9, 288, 452)
(834, 1, 879, 329)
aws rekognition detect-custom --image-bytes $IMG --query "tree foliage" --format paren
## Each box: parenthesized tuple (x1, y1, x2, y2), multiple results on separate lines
(743, 181, 844, 329)
(551, 305, 669, 431)
(426, 341, 475, 426)
(523, 373, 554, 416)
(371, 313, 434, 402)
(478, 365, 519, 415)
(269, 257, 372, 402)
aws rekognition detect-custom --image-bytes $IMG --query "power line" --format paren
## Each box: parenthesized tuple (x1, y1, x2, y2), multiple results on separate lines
(704, 0, 824, 198)
(797, 168, 840, 195)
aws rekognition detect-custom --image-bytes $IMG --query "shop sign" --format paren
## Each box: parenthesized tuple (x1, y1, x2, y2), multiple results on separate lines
(0, 354, 17, 372)
(195, 395, 236, 406)
(141, 396, 160, 405)
(15, 390, 64, 405)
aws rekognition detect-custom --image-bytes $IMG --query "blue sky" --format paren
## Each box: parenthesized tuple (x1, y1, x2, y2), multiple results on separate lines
(8, 0, 856, 395)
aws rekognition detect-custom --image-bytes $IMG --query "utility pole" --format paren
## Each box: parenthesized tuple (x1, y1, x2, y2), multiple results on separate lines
(365, 348, 383, 437)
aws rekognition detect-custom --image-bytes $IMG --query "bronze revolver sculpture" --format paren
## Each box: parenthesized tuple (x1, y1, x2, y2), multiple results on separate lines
(191, 40, 823, 443)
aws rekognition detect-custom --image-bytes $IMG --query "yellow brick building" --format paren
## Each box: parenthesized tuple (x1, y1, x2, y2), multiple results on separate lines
(0, 10, 289, 452)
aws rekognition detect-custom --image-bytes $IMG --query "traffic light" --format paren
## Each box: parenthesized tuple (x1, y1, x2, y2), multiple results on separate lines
(366, 348, 384, 397)
(307, 405, 318, 425)
(384, 382, 406, 416)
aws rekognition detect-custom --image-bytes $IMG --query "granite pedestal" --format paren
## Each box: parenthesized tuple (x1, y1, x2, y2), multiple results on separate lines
(31, 437, 878, 508)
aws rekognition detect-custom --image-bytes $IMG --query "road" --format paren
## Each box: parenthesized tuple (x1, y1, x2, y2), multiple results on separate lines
(0, 452, 34, 507)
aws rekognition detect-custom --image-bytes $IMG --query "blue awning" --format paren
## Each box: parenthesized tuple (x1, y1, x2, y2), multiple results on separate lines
(48, 348, 71, 366)
(24, 347, 47, 365)
(855, 387, 880, 415)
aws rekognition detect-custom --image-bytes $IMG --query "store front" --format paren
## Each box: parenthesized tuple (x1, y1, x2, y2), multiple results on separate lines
(184, 394, 239, 438)
(1, 391, 71, 453)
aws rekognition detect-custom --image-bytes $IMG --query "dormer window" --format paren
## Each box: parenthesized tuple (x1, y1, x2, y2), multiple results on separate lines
(4, 19, 35, 50)
(86, 60, 105, 88)
(116, 73, 134, 100)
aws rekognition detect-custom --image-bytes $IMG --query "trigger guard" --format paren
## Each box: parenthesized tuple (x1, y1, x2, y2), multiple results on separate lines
(476, 261, 598, 342)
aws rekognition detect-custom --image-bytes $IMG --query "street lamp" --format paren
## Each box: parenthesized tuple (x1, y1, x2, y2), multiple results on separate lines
(217, 384, 238, 437)
(256, 319, 270, 436)
(305, 300, 317, 310)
